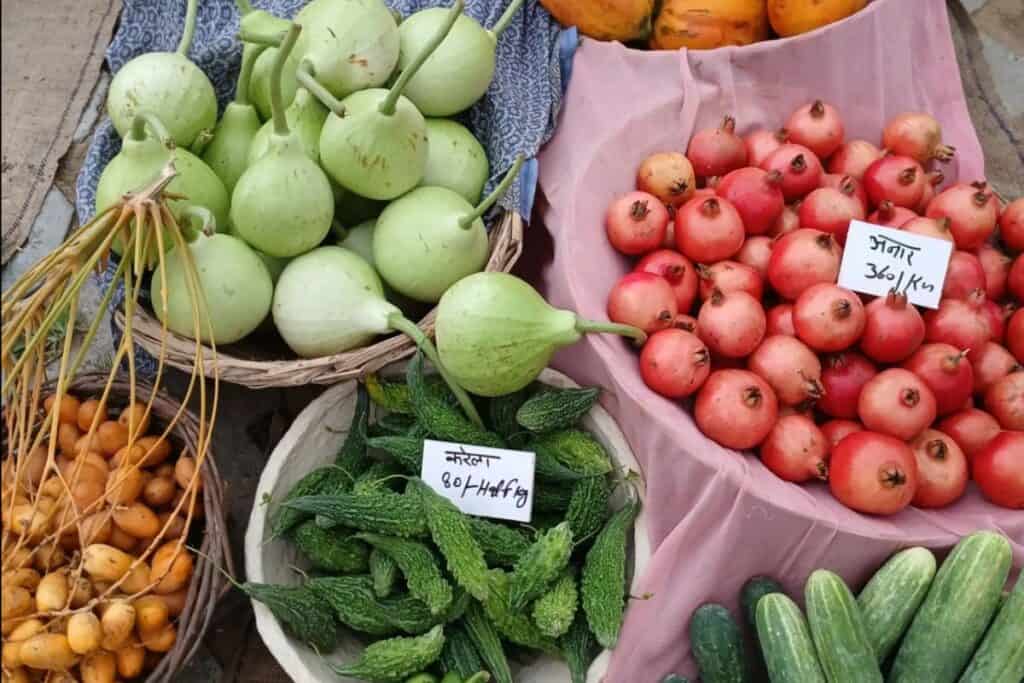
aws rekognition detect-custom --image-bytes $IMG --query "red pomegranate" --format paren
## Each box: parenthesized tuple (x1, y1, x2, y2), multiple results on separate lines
(640, 329, 711, 398)
(827, 139, 882, 181)
(971, 342, 1021, 395)
(868, 200, 917, 228)
(793, 284, 866, 352)
(936, 409, 1001, 460)
(863, 155, 927, 209)
(697, 261, 764, 301)
(672, 313, 698, 332)
(820, 419, 864, 448)
(715, 167, 785, 235)
(829, 431, 918, 516)
(908, 429, 968, 508)
(971, 431, 1024, 509)
(974, 242, 1012, 301)
(984, 371, 1024, 430)
(767, 229, 843, 301)
(687, 116, 748, 179)
(858, 368, 937, 440)
(760, 144, 824, 201)
(1009, 254, 1024, 301)
(925, 182, 999, 250)
(942, 251, 986, 301)
(694, 369, 779, 450)
(859, 291, 925, 363)
(916, 171, 944, 213)
(696, 289, 766, 358)
(744, 128, 789, 168)
(902, 216, 955, 243)
(747, 335, 824, 408)
(675, 196, 745, 263)
(1007, 309, 1024, 363)
(923, 292, 992, 352)
(736, 236, 774, 277)
(798, 180, 865, 245)
(903, 343, 974, 416)
(605, 191, 670, 255)
(786, 100, 845, 160)
(634, 249, 699, 313)
(769, 203, 802, 237)
(819, 352, 878, 419)
(766, 304, 796, 336)
(881, 112, 955, 164)
(821, 173, 868, 212)
(607, 272, 677, 334)
(759, 415, 830, 483)
(998, 197, 1024, 252)
(636, 152, 695, 207)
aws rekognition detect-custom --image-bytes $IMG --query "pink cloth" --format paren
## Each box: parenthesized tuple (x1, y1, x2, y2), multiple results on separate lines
(533, 0, 1022, 679)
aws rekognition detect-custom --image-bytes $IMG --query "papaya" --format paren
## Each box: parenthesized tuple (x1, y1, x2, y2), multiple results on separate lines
(767, 0, 868, 38)
(650, 0, 769, 50)
(540, 0, 656, 43)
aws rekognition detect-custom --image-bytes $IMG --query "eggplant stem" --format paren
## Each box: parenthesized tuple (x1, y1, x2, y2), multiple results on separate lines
(235, 43, 266, 106)
(296, 61, 346, 117)
(574, 317, 648, 345)
(129, 111, 174, 146)
(387, 313, 486, 428)
(270, 23, 301, 137)
(459, 154, 524, 228)
(380, 0, 464, 116)
(177, 0, 199, 55)
(490, 0, 525, 39)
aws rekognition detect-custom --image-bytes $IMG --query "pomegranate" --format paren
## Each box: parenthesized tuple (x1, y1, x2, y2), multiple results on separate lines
(915, 170, 944, 213)
(736, 236, 773, 276)
(941, 251, 986, 301)
(975, 242, 1012, 301)
(793, 284, 866, 352)
(715, 167, 785, 235)
(1007, 309, 1024, 363)
(936, 409, 1001, 460)
(821, 419, 864, 448)
(696, 289, 766, 358)
(674, 197, 745, 263)
(759, 415, 830, 483)
(859, 291, 925, 363)
(636, 152, 696, 207)
(984, 371, 1024, 430)
(1009, 254, 1024, 301)
(903, 343, 974, 416)
(747, 335, 824, 407)
(767, 229, 843, 300)
(901, 216, 954, 243)
(868, 200, 917, 228)
(785, 100, 845, 160)
(640, 329, 711, 398)
(829, 431, 918, 516)
(760, 144, 824, 201)
(819, 352, 878, 419)
(863, 155, 926, 209)
(981, 299, 1007, 342)
(744, 128, 789, 168)
(972, 431, 1024, 509)
(858, 368, 937, 440)
(605, 191, 670, 255)
(925, 182, 999, 249)
(607, 272, 677, 334)
(971, 342, 1021, 394)
(827, 139, 882, 181)
(909, 430, 968, 508)
(798, 180, 866, 245)
(694, 369, 779, 450)
(923, 292, 992, 351)
(822, 173, 868, 212)
(635, 249, 699, 313)
(687, 116, 748, 178)
(672, 313, 698, 332)
(998, 197, 1024, 252)
(769, 203, 802, 237)
(766, 304, 796, 336)
(697, 261, 763, 301)
(881, 112, 955, 164)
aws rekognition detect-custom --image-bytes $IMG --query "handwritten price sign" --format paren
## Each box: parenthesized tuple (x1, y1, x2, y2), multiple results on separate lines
(420, 439, 535, 522)
(838, 220, 953, 309)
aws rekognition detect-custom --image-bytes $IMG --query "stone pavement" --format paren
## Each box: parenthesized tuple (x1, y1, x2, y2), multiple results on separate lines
(1, 2, 1021, 681)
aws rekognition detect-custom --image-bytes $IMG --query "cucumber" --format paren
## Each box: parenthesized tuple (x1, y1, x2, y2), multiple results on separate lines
(515, 387, 600, 432)
(889, 531, 1012, 683)
(959, 572, 1024, 683)
(856, 546, 936, 663)
(741, 576, 784, 683)
(755, 593, 826, 683)
(689, 603, 751, 683)
(804, 570, 882, 683)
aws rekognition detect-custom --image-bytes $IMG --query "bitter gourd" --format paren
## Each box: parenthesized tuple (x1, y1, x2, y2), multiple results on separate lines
(371, 548, 400, 598)
(464, 602, 513, 683)
(582, 492, 640, 649)
(337, 383, 371, 479)
(293, 520, 370, 573)
(285, 490, 428, 538)
(368, 435, 425, 473)
(407, 352, 505, 448)
(270, 466, 349, 538)
(306, 575, 395, 636)
(241, 582, 338, 653)
(465, 517, 531, 568)
(562, 610, 600, 683)
(509, 522, 574, 610)
(487, 386, 532, 442)
(333, 625, 446, 683)
(412, 479, 490, 601)
(565, 475, 611, 543)
(357, 533, 453, 616)
(515, 387, 600, 432)
(532, 429, 612, 476)
(353, 462, 404, 494)
(439, 623, 484, 679)
(533, 485, 574, 513)
(481, 569, 558, 654)
(380, 589, 470, 635)
(366, 373, 415, 414)
(533, 570, 578, 638)
(374, 413, 418, 436)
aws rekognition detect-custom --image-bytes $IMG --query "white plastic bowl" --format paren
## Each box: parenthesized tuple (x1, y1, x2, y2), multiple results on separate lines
(245, 367, 651, 682)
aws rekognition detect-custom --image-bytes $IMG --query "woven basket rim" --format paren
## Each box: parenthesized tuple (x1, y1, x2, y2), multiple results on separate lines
(40, 373, 233, 683)
(121, 210, 524, 389)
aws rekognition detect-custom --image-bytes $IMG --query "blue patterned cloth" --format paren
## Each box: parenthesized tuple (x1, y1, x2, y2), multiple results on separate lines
(73, 0, 575, 377)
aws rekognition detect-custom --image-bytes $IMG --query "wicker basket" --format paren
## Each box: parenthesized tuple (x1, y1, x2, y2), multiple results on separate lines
(48, 374, 233, 683)
(121, 210, 524, 389)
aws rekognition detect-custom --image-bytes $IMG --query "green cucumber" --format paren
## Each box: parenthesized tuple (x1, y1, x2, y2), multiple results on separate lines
(889, 531, 1012, 683)
(740, 575, 784, 683)
(804, 570, 881, 683)
(689, 603, 751, 683)
(515, 387, 600, 432)
(755, 593, 826, 683)
(856, 546, 936, 663)
(959, 571, 1024, 683)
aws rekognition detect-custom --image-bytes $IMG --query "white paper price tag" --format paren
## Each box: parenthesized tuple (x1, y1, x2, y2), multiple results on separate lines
(420, 439, 535, 522)
(838, 220, 953, 309)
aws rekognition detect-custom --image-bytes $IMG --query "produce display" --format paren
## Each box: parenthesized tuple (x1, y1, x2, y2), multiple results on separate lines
(603, 100, 1023, 515)
(249, 354, 640, 682)
(661, 530, 1022, 683)
(539, 0, 869, 48)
